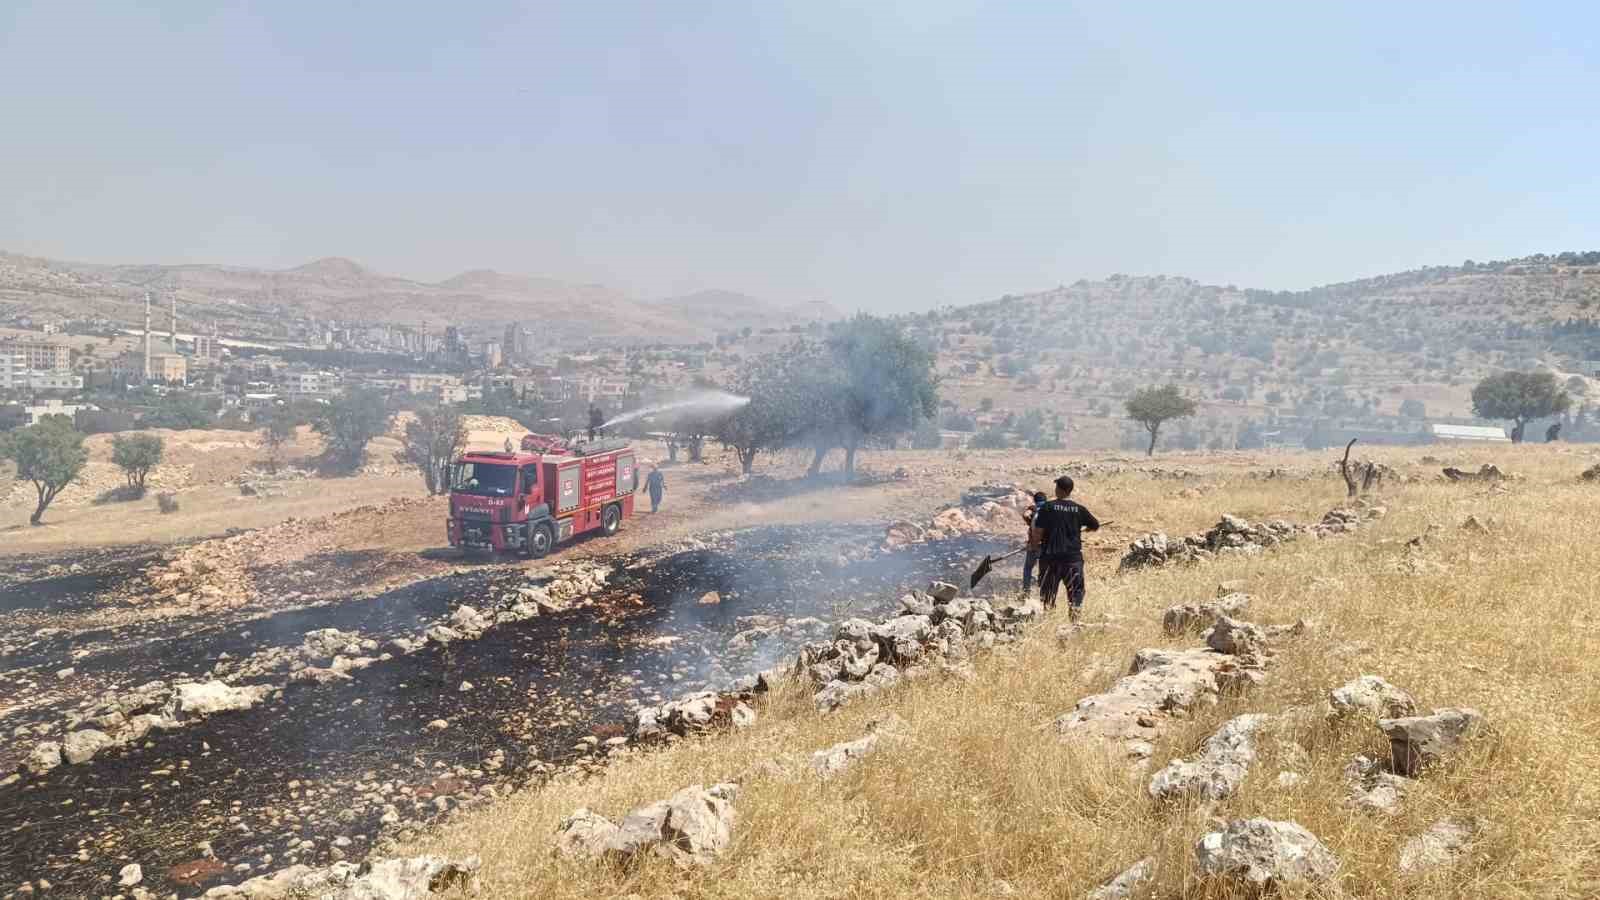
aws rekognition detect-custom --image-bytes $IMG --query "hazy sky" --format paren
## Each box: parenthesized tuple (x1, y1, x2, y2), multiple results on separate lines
(3, 1, 1597, 312)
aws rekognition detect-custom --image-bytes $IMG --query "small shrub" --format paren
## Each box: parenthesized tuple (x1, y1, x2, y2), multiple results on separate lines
(156, 492, 180, 514)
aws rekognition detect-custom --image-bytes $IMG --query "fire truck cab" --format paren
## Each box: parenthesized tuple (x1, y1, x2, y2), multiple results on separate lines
(446, 439, 637, 558)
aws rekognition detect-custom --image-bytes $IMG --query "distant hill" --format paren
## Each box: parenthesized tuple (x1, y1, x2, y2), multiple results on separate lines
(895, 252, 1600, 450)
(0, 254, 714, 345)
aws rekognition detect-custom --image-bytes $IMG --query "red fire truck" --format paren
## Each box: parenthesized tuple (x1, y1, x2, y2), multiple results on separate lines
(446, 438, 637, 558)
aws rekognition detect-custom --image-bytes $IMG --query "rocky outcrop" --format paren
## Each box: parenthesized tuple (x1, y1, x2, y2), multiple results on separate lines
(556, 783, 739, 866)
(801, 583, 1019, 713)
(23, 679, 278, 773)
(1194, 818, 1339, 888)
(1119, 514, 1301, 571)
(1306, 505, 1388, 539)
(1443, 464, 1507, 483)
(1203, 616, 1270, 666)
(167, 681, 274, 720)
(1329, 675, 1417, 721)
(200, 855, 480, 899)
(1052, 644, 1263, 763)
(1121, 506, 1383, 571)
(1378, 708, 1485, 776)
(1161, 592, 1250, 636)
(633, 692, 757, 741)
(1148, 714, 1269, 802)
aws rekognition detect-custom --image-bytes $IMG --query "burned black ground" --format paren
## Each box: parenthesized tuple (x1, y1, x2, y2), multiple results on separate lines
(0, 525, 1009, 896)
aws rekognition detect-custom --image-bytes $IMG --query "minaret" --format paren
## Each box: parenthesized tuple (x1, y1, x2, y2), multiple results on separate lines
(144, 293, 153, 378)
(170, 296, 178, 352)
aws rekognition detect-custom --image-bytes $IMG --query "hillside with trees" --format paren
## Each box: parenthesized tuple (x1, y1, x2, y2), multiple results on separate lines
(888, 252, 1600, 452)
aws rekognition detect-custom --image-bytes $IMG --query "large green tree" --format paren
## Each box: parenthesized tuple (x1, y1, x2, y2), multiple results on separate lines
(1124, 384, 1199, 456)
(814, 315, 940, 476)
(2, 416, 88, 525)
(398, 404, 466, 494)
(260, 406, 299, 473)
(1471, 371, 1571, 442)
(313, 390, 393, 472)
(713, 342, 822, 474)
(110, 432, 165, 495)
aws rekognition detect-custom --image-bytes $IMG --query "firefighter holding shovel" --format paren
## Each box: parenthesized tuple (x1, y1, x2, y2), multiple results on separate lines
(1030, 475, 1100, 619)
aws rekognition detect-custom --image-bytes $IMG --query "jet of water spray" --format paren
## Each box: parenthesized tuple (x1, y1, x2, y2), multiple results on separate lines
(603, 390, 751, 429)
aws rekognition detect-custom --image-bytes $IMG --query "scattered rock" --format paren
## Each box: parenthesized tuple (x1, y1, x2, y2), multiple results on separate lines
(1343, 754, 1409, 815)
(564, 783, 739, 866)
(809, 714, 909, 779)
(1162, 593, 1250, 636)
(1121, 515, 1302, 571)
(871, 615, 933, 664)
(554, 809, 621, 859)
(1194, 818, 1339, 887)
(61, 729, 115, 765)
(927, 581, 960, 602)
(1088, 857, 1153, 900)
(1203, 616, 1270, 665)
(201, 855, 479, 899)
(119, 863, 143, 887)
(632, 692, 717, 739)
(25, 741, 62, 775)
(1399, 817, 1479, 875)
(167, 681, 273, 720)
(1378, 708, 1485, 776)
(1329, 675, 1417, 721)
(1053, 648, 1253, 761)
(1148, 714, 1269, 802)
(1443, 464, 1506, 483)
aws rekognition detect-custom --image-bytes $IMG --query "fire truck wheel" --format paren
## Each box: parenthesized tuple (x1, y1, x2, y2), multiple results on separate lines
(602, 503, 622, 536)
(526, 521, 554, 559)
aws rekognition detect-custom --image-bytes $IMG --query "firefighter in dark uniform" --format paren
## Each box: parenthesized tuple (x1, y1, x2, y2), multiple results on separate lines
(1028, 475, 1100, 619)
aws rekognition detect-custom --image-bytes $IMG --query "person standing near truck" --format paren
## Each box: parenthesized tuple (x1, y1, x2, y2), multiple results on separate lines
(1029, 475, 1100, 619)
(645, 467, 665, 513)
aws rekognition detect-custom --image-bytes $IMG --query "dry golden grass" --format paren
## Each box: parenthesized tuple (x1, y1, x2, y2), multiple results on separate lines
(409, 444, 1600, 898)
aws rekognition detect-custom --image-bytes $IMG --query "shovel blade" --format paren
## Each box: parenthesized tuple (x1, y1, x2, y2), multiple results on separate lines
(970, 556, 995, 589)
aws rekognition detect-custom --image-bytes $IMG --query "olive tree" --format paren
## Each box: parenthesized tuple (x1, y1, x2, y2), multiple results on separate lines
(2, 416, 88, 525)
(1124, 384, 1199, 456)
(110, 433, 164, 496)
(398, 404, 466, 494)
(812, 315, 939, 476)
(713, 342, 819, 474)
(1470, 371, 1570, 443)
(260, 407, 298, 473)
(312, 390, 393, 472)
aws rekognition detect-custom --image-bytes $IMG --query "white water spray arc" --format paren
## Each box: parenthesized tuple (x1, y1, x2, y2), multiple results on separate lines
(603, 389, 751, 429)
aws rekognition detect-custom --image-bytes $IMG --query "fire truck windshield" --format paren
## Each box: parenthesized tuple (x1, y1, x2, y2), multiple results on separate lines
(452, 462, 518, 496)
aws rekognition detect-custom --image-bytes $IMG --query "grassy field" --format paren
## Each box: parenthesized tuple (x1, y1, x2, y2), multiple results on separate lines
(404, 444, 1600, 898)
